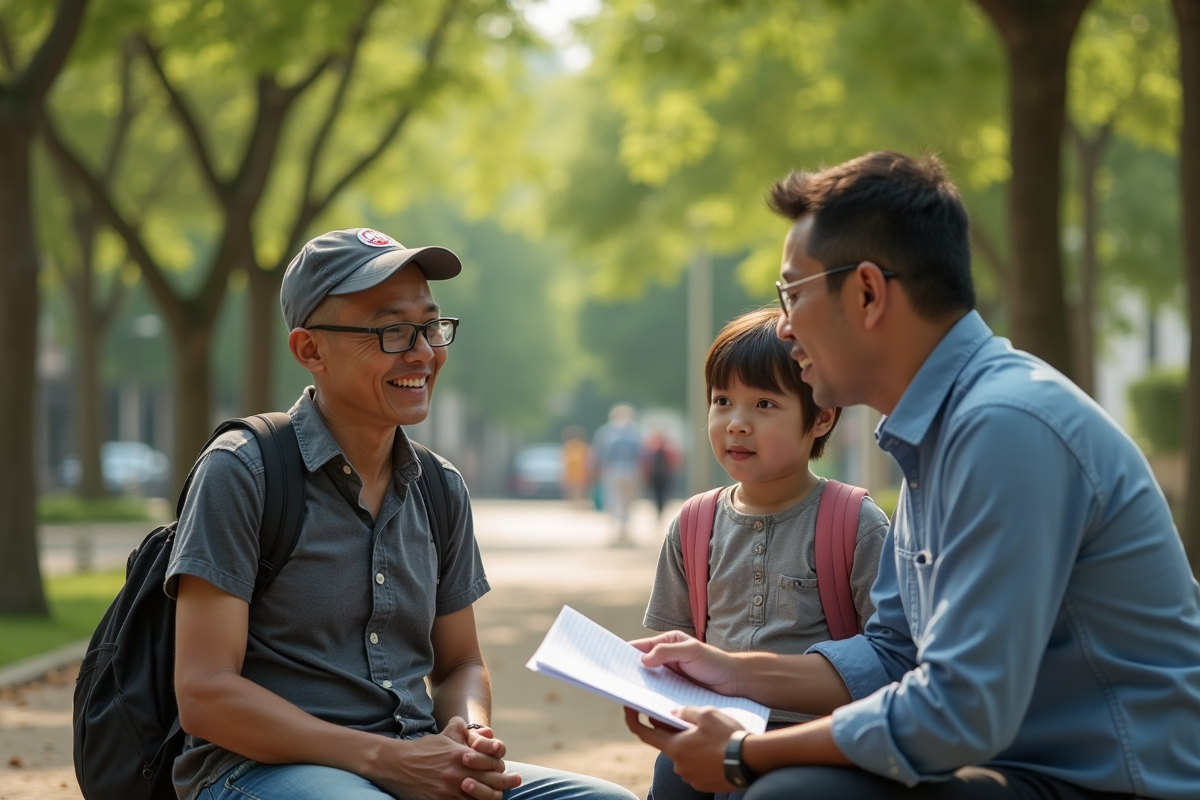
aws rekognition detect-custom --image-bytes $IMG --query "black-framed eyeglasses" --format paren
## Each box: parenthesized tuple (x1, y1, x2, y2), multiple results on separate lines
(775, 263, 898, 314)
(307, 317, 459, 353)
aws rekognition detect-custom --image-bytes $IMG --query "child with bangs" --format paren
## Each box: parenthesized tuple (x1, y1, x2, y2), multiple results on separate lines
(643, 307, 889, 800)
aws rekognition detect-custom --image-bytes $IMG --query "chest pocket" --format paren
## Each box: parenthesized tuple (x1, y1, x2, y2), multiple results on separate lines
(776, 576, 829, 639)
(896, 545, 935, 640)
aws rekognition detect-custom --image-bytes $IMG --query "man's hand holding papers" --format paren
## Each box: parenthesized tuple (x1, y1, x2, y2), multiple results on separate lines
(628, 629, 742, 697)
(525, 606, 769, 734)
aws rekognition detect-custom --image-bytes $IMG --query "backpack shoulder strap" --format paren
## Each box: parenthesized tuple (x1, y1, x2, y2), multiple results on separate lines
(678, 487, 722, 643)
(175, 412, 306, 602)
(815, 480, 868, 640)
(241, 413, 306, 600)
(410, 441, 452, 583)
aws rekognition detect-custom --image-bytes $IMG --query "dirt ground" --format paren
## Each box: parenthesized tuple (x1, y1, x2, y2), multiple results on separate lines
(0, 499, 675, 799)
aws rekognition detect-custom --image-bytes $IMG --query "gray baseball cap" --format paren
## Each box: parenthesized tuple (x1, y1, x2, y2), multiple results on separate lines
(280, 227, 462, 330)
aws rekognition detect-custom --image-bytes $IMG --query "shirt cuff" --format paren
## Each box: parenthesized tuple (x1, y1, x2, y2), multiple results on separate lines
(830, 690, 922, 786)
(807, 636, 892, 700)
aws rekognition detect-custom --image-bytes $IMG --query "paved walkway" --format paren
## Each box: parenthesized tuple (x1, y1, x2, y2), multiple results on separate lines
(0, 498, 679, 799)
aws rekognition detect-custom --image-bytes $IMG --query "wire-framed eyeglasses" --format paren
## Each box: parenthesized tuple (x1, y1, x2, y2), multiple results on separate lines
(307, 317, 459, 353)
(775, 263, 898, 314)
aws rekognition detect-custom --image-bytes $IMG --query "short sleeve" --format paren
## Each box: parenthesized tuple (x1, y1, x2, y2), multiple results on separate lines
(430, 460, 490, 616)
(643, 514, 697, 636)
(166, 432, 264, 602)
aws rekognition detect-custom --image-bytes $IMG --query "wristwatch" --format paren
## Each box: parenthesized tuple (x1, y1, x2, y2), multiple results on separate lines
(722, 730, 756, 788)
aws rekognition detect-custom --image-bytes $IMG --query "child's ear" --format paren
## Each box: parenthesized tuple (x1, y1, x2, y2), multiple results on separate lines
(810, 406, 838, 439)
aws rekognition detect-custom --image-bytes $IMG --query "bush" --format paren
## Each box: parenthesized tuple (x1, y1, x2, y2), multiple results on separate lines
(1127, 369, 1188, 454)
(37, 495, 157, 524)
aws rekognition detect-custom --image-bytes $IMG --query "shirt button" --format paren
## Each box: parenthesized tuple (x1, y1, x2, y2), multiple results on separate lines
(376, 573, 385, 585)
(369, 632, 379, 644)
(752, 521, 763, 531)
(343, 465, 352, 475)
(382, 680, 392, 689)
(909, 480, 918, 489)
(755, 572, 762, 582)
(753, 595, 763, 606)
(754, 544, 764, 554)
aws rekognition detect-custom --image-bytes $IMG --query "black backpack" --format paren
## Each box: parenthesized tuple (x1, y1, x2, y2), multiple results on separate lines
(72, 413, 452, 800)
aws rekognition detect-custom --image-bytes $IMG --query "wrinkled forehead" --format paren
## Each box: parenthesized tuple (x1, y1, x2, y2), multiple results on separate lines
(342, 267, 441, 323)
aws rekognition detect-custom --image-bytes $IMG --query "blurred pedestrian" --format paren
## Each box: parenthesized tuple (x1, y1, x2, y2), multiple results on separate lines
(591, 403, 642, 546)
(560, 425, 591, 508)
(640, 429, 680, 520)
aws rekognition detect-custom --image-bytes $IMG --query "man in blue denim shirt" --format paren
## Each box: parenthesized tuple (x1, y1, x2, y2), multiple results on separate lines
(625, 152, 1200, 799)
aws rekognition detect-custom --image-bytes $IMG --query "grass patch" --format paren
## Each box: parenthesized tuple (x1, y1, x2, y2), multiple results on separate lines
(38, 494, 158, 524)
(0, 570, 125, 668)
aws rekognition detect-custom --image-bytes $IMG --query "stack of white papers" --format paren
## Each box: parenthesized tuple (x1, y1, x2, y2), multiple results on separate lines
(526, 605, 770, 734)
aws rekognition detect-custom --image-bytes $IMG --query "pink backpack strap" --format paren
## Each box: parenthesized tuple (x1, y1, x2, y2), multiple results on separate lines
(815, 480, 869, 640)
(678, 487, 722, 643)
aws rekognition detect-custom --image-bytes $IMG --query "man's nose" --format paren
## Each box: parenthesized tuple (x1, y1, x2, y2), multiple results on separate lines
(776, 310, 793, 340)
(403, 331, 435, 362)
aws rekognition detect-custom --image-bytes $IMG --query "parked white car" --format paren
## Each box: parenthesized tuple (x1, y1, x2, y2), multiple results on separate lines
(60, 441, 170, 497)
(510, 444, 564, 499)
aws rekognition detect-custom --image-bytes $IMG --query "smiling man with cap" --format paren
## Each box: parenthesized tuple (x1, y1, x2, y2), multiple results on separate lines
(165, 228, 637, 800)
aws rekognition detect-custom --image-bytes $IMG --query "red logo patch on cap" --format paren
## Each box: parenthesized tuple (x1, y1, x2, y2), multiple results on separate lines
(357, 228, 396, 248)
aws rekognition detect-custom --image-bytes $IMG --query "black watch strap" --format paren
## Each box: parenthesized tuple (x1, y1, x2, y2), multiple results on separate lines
(723, 730, 756, 788)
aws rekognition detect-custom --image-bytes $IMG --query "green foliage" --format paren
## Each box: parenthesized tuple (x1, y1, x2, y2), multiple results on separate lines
(0, 570, 124, 668)
(573, 253, 765, 414)
(547, 0, 1007, 303)
(1127, 369, 1187, 454)
(540, 0, 1184, 348)
(37, 495, 158, 524)
(1069, 0, 1179, 153)
(1098, 142, 1183, 310)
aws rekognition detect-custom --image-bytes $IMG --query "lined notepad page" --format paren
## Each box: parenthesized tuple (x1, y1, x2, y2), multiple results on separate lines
(526, 605, 769, 734)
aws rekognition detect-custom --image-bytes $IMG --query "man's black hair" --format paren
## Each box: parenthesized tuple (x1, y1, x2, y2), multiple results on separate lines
(768, 151, 975, 319)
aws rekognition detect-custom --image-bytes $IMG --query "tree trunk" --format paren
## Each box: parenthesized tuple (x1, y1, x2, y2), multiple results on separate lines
(0, 0, 89, 615)
(0, 124, 50, 616)
(243, 265, 285, 414)
(171, 327, 214, 494)
(1173, 0, 1200, 573)
(976, 0, 1091, 381)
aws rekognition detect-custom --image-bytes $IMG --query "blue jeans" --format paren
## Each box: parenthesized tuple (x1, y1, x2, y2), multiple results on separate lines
(200, 759, 637, 800)
(647, 751, 740, 800)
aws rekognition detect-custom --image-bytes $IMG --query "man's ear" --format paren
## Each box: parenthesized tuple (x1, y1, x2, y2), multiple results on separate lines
(855, 262, 890, 331)
(289, 328, 325, 373)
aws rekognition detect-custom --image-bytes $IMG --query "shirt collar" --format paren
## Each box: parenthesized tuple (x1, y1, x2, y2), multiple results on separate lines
(288, 387, 422, 484)
(878, 310, 993, 448)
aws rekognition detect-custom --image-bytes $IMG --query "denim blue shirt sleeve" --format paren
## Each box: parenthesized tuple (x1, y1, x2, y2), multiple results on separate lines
(807, 312, 1200, 799)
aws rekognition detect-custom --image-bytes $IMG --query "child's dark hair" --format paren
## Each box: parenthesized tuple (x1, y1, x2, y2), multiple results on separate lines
(705, 307, 841, 460)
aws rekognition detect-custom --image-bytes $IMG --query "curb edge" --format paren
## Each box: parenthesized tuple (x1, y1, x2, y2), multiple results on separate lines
(0, 639, 89, 690)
